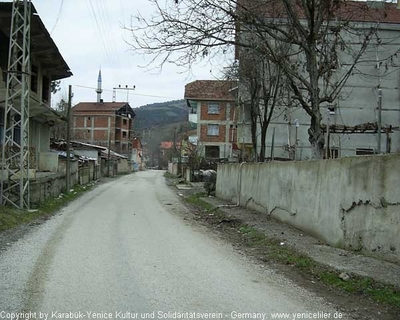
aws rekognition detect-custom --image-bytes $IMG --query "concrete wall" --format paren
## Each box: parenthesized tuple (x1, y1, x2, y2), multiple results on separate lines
(38, 152, 58, 172)
(58, 159, 79, 175)
(168, 162, 178, 175)
(30, 171, 78, 205)
(101, 159, 117, 177)
(117, 159, 131, 174)
(216, 154, 400, 263)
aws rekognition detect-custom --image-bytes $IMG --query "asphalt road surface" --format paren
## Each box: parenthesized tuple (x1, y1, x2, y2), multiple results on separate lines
(0, 171, 349, 320)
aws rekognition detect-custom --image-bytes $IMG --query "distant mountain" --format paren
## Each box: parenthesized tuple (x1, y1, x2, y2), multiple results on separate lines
(133, 99, 188, 132)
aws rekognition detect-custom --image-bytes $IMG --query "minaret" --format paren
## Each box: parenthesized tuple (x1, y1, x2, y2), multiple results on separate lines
(96, 69, 103, 103)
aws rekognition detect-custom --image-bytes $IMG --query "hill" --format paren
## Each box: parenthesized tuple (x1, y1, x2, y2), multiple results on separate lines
(133, 99, 188, 131)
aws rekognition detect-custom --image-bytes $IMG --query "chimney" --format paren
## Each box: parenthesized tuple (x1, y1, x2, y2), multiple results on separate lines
(95, 69, 103, 103)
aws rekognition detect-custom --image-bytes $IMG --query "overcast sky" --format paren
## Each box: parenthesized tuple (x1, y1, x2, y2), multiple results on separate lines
(24, 0, 230, 108)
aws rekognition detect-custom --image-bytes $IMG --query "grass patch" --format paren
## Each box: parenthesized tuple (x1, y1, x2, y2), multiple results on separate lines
(184, 193, 400, 308)
(0, 184, 93, 233)
(318, 271, 400, 306)
(239, 225, 267, 246)
(163, 172, 178, 179)
(185, 193, 214, 210)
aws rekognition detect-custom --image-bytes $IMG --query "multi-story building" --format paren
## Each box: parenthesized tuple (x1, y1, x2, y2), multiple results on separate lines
(72, 101, 135, 156)
(236, 0, 400, 160)
(71, 71, 135, 157)
(184, 80, 238, 160)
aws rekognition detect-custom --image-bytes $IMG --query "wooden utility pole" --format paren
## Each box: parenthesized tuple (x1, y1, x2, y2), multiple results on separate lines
(66, 85, 72, 193)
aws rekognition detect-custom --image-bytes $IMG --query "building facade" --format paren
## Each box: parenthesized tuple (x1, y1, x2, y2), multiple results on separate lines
(71, 102, 135, 157)
(184, 80, 238, 160)
(236, 1, 400, 160)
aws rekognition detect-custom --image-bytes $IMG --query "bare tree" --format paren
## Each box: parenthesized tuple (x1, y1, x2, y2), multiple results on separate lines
(50, 98, 68, 141)
(232, 48, 286, 162)
(127, 0, 388, 158)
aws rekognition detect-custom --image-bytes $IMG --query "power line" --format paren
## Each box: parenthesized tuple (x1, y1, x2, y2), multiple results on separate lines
(50, 0, 64, 35)
(97, 0, 121, 68)
(74, 84, 178, 99)
(86, 0, 116, 69)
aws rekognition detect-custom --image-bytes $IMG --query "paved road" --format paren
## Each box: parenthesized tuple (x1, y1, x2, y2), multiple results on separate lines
(0, 171, 349, 320)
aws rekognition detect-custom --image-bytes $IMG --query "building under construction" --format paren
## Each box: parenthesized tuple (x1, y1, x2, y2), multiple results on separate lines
(0, 1, 72, 209)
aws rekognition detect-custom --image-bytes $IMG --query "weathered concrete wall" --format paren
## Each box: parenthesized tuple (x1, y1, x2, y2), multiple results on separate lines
(101, 159, 117, 177)
(216, 154, 400, 263)
(30, 171, 78, 205)
(168, 162, 178, 175)
(38, 152, 58, 172)
(117, 159, 131, 174)
(78, 167, 90, 185)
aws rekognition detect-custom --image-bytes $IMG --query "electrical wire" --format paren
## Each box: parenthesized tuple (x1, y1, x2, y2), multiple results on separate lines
(50, 0, 64, 35)
(86, 0, 116, 69)
(74, 84, 178, 99)
(95, 0, 120, 68)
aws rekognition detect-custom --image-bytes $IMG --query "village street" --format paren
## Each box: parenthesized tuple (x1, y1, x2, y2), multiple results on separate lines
(0, 171, 348, 320)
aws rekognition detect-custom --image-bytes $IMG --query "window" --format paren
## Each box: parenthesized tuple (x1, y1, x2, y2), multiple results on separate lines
(323, 147, 339, 159)
(42, 76, 50, 102)
(31, 65, 38, 93)
(207, 124, 219, 136)
(208, 103, 220, 114)
(205, 146, 220, 158)
(356, 148, 375, 155)
(122, 131, 127, 138)
(123, 119, 127, 125)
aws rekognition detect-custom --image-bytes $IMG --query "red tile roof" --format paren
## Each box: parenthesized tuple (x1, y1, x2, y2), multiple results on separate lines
(160, 141, 181, 149)
(72, 102, 128, 113)
(184, 80, 238, 102)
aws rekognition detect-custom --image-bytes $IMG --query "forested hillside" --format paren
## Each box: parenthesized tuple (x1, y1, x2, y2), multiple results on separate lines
(133, 99, 188, 132)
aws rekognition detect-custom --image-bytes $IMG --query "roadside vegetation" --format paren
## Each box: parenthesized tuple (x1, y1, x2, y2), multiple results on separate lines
(163, 172, 177, 179)
(184, 193, 400, 308)
(0, 184, 93, 233)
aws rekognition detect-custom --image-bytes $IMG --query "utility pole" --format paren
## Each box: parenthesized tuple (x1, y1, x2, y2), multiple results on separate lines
(66, 85, 72, 193)
(107, 123, 112, 177)
(270, 127, 275, 161)
(377, 88, 382, 154)
(294, 119, 299, 160)
(1, 0, 32, 209)
(325, 109, 330, 159)
(112, 85, 136, 103)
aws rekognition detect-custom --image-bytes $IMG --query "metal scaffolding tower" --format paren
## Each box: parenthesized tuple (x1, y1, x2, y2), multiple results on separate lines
(1, 0, 31, 209)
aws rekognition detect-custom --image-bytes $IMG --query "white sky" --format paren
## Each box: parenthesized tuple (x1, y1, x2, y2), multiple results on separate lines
(23, 0, 231, 108)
